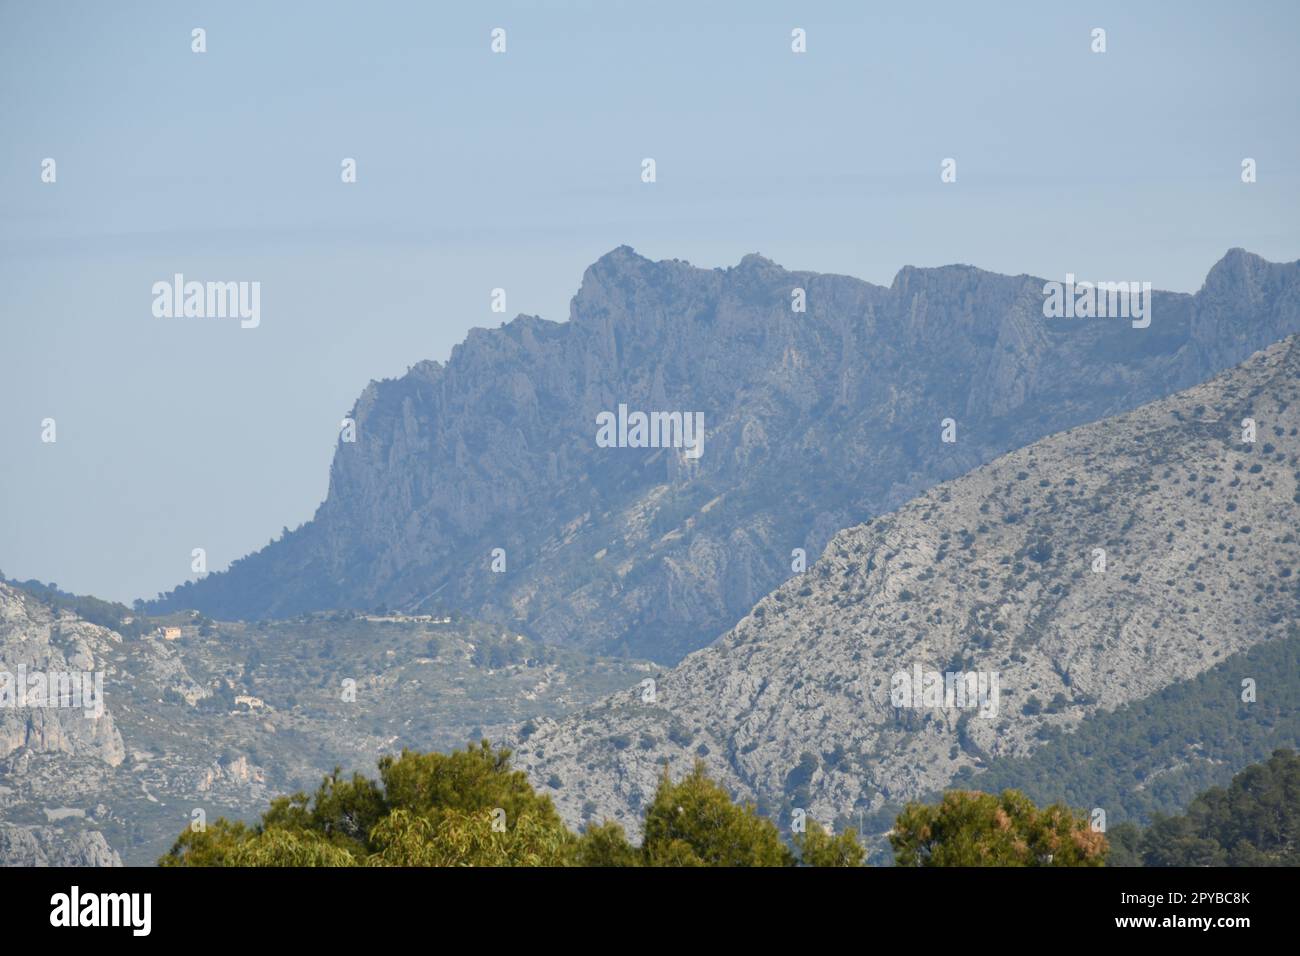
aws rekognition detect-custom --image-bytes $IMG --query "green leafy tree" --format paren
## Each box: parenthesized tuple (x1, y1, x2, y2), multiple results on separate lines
(226, 828, 359, 867)
(159, 819, 256, 867)
(645, 839, 709, 867)
(641, 761, 794, 867)
(1103, 821, 1144, 867)
(162, 744, 865, 867)
(378, 740, 563, 830)
(260, 768, 387, 856)
(1138, 748, 1300, 866)
(576, 821, 640, 867)
(366, 808, 573, 866)
(890, 789, 1106, 867)
(162, 741, 573, 867)
(794, 821, 865, 867)
(1139, 814, 1224, 866)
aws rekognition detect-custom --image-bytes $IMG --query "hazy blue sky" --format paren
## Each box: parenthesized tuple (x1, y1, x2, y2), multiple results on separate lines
(1, 1, 1297, 603)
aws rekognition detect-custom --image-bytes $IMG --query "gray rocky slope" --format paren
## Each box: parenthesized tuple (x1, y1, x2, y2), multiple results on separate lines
(0, 585, 648, 865)
(0, 826, 120, 867)
(152, 249, 1300, 662)
(0, 587, 127, 864)
(511, 335, 1300, 837)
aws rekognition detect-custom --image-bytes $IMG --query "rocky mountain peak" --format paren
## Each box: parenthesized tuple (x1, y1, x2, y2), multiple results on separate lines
(151, 249, 1300, 665)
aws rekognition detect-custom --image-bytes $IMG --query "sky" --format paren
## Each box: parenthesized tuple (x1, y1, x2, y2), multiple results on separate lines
(1, 0, 1297, 604)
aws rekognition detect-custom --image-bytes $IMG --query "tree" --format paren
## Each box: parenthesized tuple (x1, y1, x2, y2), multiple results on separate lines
(1138, 814, 1223, 867)
(794, 821, 865, 867)
(1103, 821, 1144, 867)
(260, 767, 386, 857)
(575, 821, 640, 867)
(159, 819, 255, 867)
(161, 741, 574, 867)
(641, 761, 794, 867)
(160, 745, 863, 867)
(227, 828, 359, 867)
(367, 808, 573, 866)
(890, 789, 1106, 867)
(377, 740, 565, 834)
(1137, 748, 1300, 866)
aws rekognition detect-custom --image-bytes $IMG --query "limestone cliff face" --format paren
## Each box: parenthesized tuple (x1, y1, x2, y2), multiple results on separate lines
(514, 336, 1300, 836)
(154, 248, 1300, 662)
(0, 585, 130, 866)
(0, 825, 121, 867)
(0, 586, 125, 768)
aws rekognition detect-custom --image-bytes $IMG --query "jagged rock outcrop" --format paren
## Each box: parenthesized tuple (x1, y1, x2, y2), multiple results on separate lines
(152, 248, 1300, 662)
(513, 335, 1300, 836)
(0, 825, 121, 867)
(0, 586, 126, 767)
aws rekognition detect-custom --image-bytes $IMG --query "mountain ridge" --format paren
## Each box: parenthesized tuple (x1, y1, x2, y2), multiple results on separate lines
(149, 247, 1300, 663)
